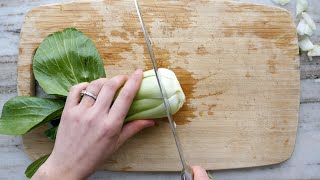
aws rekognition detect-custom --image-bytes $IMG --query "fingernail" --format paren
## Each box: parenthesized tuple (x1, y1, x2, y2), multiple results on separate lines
(147, 120, 155, 127)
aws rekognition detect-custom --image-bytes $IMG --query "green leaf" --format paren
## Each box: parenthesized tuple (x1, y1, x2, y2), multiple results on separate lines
(25, 154, 50, 178)
(33, 28, 106, 96)
(0, 96, 64, 135)
(45, 126, 58, 140)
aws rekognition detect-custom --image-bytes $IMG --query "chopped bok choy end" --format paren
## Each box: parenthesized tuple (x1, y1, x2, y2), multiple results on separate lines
(296, 12, 316, 36)
(271, 0, 291, 5)
(125, 68, 186, 122)
(302, 12, 316, 30)
(299, 37, 314, 51)
(297, 19, 313, 36)
(307, 45, 320, 57)
(296, 0, 308, 16)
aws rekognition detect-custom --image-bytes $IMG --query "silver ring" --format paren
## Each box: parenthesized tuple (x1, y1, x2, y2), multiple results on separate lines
(80, 90, 97, 100)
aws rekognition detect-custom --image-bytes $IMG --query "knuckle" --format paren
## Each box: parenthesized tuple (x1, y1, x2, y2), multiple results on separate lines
(104, 80, 117, 91)
(85, 118, 95, 127)
(102, 121, 112, 131)
(74, 106, 87, 117)
(69, 112, 81, 123)
(117, 75, 127, 82)
(73, 110, 83, 119)
(69, 85, 79, 93)
(101, 122, 119, 138)
(82, 82, 90, 86)
(70, 82, 89, 92)
(120, 89, 132, 100)
(62, 106, 88, 123)
(83, 111, 97, 123)
(88, 81, 101, 90)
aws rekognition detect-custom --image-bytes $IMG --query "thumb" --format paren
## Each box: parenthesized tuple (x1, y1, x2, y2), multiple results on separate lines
(117, 120, 155, 146)
(192, 166, 211, 180)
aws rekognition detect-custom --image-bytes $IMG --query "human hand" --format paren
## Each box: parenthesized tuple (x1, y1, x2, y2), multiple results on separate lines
(192, 166, 212, 180)
(32, 69, 155, 180)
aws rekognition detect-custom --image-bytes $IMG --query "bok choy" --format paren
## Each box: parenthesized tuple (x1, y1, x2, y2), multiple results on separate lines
(126, 68, 185, 121)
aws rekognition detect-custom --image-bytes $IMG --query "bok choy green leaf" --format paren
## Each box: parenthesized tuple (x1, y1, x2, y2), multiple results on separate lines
(25, 154, 50, 178)
(33, 28, 106, 97)
(0, 97, 64, 135)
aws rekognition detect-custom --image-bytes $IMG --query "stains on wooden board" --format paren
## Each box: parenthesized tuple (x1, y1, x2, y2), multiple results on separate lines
(93, 34, 110, 55)
(284, 138, 289, 146)
(103, 42, 133, 64)
(222, 19, 292, 40)
(173, 109, 192, 125)
(144, 46, 171, 69)
(196, 45, 209, 56)
(197, 73, 217, 81)
(121, 166, 133, 171)
(221, 1, 296, 48)
(161, 25, 175, 37)
(245, 72, 252, 78)
(208, 104, 216, 116)
(177, 51, 189, 57)
(174, 67, 195, 99)
(267, 59, 276, 74)
(207, 111, 213, 116)
(121, 12, 140, 36)
(247, 41, 258, 53)
(199, 111, 205, 117)
(171, 68, 223, 123)
(111, 30, 129, 41)
(140, 1, 193, 34)
(200, 0, 210, 3)
(19, 47, 23, 54)
(172, 67, 196, 125)
(198, 101, 219, 118)
(194, 90, 224, 99)
(107, 159, 118, 164)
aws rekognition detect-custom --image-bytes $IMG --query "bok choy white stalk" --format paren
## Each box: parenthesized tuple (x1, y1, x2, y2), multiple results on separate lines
(125, 68, 186, 122)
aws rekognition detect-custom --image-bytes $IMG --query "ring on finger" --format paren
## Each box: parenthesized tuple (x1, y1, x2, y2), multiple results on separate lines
(80, 90, 97, 100)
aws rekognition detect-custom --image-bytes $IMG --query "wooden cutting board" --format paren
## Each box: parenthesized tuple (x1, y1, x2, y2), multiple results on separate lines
(18, 0, 300, 171)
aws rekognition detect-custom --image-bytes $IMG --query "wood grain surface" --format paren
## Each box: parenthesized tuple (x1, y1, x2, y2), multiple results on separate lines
(18, 0, 299, 171)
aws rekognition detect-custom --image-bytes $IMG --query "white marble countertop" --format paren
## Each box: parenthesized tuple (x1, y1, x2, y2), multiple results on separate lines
(0, 0, 320, 179)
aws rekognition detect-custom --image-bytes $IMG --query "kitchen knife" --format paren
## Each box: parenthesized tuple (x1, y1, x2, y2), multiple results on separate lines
(134, 0, 193, 179)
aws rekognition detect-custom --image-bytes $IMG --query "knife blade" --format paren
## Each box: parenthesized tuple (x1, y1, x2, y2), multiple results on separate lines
(134, 0, 193, 179)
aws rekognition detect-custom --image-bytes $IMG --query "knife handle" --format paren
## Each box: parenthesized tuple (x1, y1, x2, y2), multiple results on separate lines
(181, 165, 194, 180)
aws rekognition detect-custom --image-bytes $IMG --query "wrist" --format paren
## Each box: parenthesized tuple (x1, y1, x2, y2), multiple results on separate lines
(32, 155, 85, 180)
